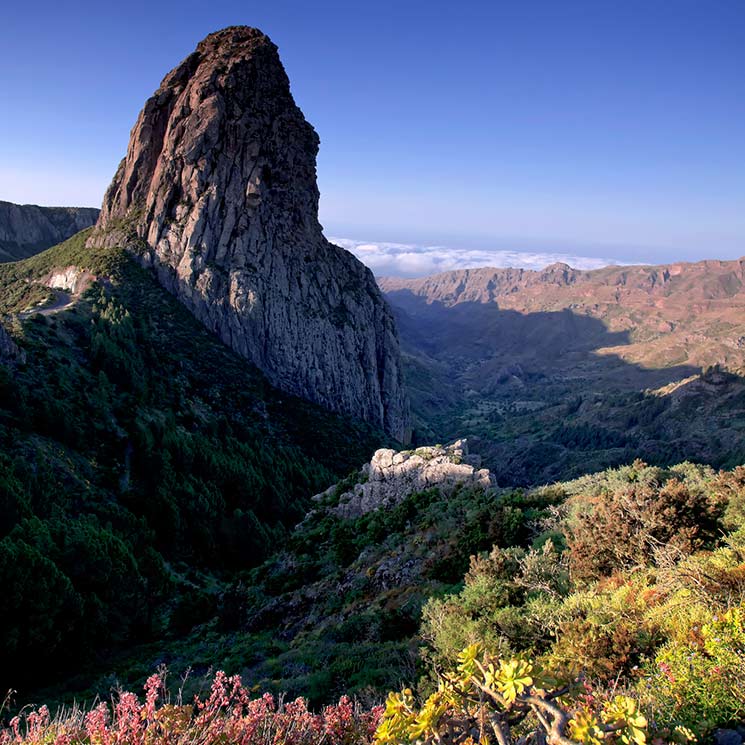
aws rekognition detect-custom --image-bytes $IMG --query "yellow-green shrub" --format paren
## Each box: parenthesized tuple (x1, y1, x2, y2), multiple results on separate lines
(642, 605, 745, 733)
(375, 644, 651, 745)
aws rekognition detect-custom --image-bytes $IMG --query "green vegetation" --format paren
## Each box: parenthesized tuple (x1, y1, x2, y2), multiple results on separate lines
(419, 461, 745, 738)
(406, 368, 745, 488)
(2, 233, 745, 742)
(376, 645, 653, 745)
(214, 481, 552, 704)
(0, 231, 386, 698)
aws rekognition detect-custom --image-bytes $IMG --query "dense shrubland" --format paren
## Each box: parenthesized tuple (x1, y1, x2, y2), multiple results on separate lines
(0, 232, 385, 696)
(418, 461, 745, 739)
(216, 480, 559, 704)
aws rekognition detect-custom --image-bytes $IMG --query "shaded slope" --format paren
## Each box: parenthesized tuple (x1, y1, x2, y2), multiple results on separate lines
(0, 230, 388, 697)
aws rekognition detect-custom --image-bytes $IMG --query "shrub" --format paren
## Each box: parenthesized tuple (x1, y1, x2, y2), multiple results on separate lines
(374, 644, 650, 745)
(643, 604, 745, 734)
(566, 463, 724, 582)
(715, 465, 745, 531)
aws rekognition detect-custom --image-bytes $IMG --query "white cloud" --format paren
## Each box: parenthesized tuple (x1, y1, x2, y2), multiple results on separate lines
(329, 237, 627, 278)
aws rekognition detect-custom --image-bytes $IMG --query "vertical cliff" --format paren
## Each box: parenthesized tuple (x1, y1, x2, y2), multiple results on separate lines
(0, 201, 99, 262)
(88, 26, 407, 439)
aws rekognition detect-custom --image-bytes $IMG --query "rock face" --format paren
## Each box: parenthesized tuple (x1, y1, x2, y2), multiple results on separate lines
(316, 439, 495, 518)
(44, 267, 96, 295)
(88, 26, 407, 439)
(0, 201, 99, 262)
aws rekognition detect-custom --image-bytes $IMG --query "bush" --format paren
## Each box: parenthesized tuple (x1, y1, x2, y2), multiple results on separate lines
(643, 604, 745, 733)
(374, 644, 650, 745)
(566, 462, 724, 582)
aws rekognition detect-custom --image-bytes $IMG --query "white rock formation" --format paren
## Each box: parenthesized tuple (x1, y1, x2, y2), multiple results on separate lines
(316, 438, 494, 519)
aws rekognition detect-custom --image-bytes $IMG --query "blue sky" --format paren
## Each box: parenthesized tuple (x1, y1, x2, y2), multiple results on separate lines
(1, 0, 743, 271)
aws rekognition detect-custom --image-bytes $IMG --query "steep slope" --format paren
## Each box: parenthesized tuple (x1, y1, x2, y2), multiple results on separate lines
(0, 200, 99, 262)
(72, 438, 532, 707)
(380, 260, 745, 484)
(0, 231, 389, 697)
(88, 26, 407, 440)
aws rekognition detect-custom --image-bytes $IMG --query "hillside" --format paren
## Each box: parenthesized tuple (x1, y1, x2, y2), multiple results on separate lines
(380, 259, 745, 484)
(0, 229, 388, 699)
(0, 200, 99, 262)
(6, 431, 744, 743)
(0, 24, 411, 706)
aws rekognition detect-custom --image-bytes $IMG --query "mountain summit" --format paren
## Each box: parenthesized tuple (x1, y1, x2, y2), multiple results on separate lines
(88, 26, 407, 439)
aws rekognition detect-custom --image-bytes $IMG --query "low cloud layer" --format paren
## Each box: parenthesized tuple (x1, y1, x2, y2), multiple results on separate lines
(330, 237, 626, 278)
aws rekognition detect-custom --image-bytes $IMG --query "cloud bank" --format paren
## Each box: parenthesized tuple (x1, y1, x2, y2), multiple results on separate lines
(329, 237, 627, 278)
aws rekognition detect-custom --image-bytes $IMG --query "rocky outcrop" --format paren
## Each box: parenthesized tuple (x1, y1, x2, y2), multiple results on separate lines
(88, 26, 407, 439)
(315, 439, 494, 518)
(44, 267, 96, 295)
(0, 201, 99, 262)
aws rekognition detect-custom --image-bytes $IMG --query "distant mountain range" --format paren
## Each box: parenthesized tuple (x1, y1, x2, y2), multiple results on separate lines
(0, 200, 99, 262)
(380, 259, 745, 484)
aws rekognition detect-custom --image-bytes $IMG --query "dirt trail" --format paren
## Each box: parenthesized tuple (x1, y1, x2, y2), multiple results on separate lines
(20, 289, 74, 319)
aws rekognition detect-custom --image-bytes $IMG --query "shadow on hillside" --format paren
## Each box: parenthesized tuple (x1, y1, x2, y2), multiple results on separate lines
(385, 289, 701, 393)
(385, 289, 745, 485)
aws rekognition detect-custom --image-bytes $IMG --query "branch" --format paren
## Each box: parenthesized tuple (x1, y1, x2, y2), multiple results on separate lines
(522, 694, 576, 745)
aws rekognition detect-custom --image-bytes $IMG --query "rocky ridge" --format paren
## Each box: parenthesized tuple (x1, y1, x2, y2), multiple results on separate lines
(0, 201, 99, 262)
(378, 258, 745, 307)
(88, 26, 407, 439)
(314, 438, 494, 518)
(378, 258, 745, 372)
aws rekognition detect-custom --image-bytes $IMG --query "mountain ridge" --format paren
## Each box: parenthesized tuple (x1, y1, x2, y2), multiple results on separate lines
(0, 200, 99, 262)
(379, 254, 745, 374)
(379, 253, 745, 306)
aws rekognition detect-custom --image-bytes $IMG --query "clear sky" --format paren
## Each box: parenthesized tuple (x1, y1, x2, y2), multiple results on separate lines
(1, 0, 743, 270)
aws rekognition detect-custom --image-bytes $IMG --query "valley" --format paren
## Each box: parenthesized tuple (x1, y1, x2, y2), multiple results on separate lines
(381, 261, 745, 484)
(0, 201, 99, 263)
